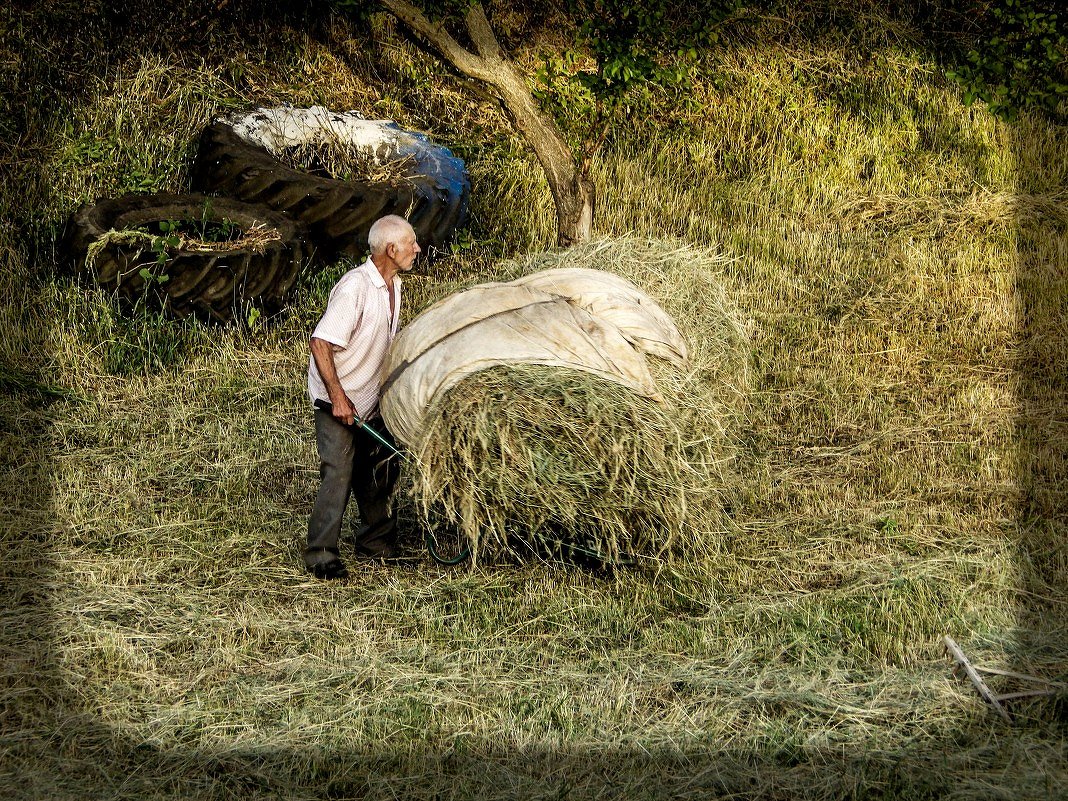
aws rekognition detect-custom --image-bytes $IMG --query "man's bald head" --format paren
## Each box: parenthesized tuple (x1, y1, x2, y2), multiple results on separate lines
(368, 215, 417, 256)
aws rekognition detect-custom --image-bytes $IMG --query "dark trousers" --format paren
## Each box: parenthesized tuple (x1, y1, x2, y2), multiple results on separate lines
(306, 409, 400, 567)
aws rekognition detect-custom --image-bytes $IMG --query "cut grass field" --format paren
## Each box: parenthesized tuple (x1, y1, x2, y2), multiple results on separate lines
(1, 5, 1065, 799)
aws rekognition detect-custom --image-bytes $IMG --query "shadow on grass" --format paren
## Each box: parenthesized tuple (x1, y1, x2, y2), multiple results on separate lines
(1012, 117, 1068, 658)
(0, 733, 1008, 799)
(0, 375, 63, 777)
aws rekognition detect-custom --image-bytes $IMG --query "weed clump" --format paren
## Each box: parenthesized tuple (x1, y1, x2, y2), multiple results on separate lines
(84, 220, 281, 272)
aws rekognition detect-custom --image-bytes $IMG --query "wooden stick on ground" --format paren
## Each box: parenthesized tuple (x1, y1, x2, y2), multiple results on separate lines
(993, 689, 1058, 703)
(972, 665, 1067, 688)
(943, 634, 1014, 724)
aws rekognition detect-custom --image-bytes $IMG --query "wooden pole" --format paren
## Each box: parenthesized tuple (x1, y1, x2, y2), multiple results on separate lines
(943, 635, 1014, 724)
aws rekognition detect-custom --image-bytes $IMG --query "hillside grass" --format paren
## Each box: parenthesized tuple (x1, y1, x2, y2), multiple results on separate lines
(1, 7, 1066, 800)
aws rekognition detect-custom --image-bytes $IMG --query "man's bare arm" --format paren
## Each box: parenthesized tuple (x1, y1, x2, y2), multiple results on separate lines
(310, 336, 356, 425)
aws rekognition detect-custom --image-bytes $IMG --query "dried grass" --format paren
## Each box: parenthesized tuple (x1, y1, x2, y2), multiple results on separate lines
(83, 229, 155, 268)
(413, 366, 695, 563)
(1, 7, 1066, 800)
(828, 189, 1068, 234)
(84, 222, 283, 272)
(275, 137, 420, 185)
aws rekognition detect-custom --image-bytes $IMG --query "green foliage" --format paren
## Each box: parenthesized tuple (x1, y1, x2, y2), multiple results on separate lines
(573, 0, 745, 99)
(151, 198, 239, 244)
(142, 203, 240, 267)
(60, 129, 176, 196)
(332, 1, 749, 157)
(0, 361, 78, 401)
(137, 265, 170, 283)
(534, 1, 749, 155)
(89, 204, 239, 280)
(946, 0, 1067, 119)
(150, 221, 181, 268)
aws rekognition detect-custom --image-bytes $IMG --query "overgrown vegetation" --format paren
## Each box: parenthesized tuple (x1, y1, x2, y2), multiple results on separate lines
(944, 0, 1067, 119)
(0, 1, 1065, 799)
(85, 216, 277, 273)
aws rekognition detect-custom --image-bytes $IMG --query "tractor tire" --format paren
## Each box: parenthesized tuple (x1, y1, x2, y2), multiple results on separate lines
(67, 192, 311, 323)
(190, 106, 469, 262)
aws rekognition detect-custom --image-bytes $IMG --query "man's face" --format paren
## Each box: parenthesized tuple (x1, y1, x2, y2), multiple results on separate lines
(390, 228, 421, 272)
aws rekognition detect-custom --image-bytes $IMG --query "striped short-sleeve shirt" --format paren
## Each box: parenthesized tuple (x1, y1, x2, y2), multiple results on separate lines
(307, 258, 401, 418)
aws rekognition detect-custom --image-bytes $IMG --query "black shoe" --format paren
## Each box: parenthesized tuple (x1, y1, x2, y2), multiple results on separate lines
(308, 558, 349, 579)
(353, 517, 399, 561)
(353, 543, 401, 562)
(306, 547, 349, 580)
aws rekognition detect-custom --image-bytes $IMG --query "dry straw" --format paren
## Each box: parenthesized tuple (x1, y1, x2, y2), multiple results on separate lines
(84, 222, 283, 271)
(275, 132, 421, 185)
(828, 189, 1068, 235)
(405, 237, 752, 565)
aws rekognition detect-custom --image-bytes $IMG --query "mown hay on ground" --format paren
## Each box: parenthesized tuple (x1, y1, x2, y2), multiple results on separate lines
(404, 237, 752, 565)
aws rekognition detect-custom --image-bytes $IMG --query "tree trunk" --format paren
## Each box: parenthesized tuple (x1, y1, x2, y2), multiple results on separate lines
(380, 0, 594, 246)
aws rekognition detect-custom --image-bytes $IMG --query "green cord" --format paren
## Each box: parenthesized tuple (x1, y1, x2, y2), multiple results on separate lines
(425, 530, 471, 565)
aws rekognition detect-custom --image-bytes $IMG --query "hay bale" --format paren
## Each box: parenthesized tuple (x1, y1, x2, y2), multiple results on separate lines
(381, 270, 686, 447)
(404, 237, 751, 564)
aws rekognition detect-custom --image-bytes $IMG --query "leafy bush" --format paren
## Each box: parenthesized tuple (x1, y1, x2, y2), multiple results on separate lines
(534, 1, 750, 151)
(946, 0, 1067, 119)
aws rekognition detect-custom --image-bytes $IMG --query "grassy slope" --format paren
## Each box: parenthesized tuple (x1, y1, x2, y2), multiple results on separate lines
(1, 6, 1066, 800)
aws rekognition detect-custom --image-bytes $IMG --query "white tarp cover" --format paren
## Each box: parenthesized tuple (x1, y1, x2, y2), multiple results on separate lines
(222, 105, 441, 168)
(379, 268, 689, 447)
(225, 105, 386, 153)
(507, 268, 688, 368)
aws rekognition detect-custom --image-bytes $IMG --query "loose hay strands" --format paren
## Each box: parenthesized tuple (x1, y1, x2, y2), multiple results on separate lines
(276, 136, 421, 185)
(84, 222, 283, 270)
(175, 220, 282, 254)
(84, 229, 155, 269)
(406, 238, 752, 566)
(412, 366, 693, 564)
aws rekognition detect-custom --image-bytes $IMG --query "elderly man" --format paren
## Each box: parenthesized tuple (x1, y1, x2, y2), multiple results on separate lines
(305, 214, 420, 579)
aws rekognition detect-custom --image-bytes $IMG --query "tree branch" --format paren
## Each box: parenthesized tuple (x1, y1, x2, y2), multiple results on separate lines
(377, 0, 594, 245)
(464, 3, 503, 62)
(581, 112, 612, 170)
(378, 0, 490, 80)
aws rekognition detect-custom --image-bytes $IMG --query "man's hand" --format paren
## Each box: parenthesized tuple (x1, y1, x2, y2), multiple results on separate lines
(327, 390, 357, 426)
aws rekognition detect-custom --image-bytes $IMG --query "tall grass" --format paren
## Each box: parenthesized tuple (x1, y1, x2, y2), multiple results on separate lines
(1, 7, 1065, 800)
